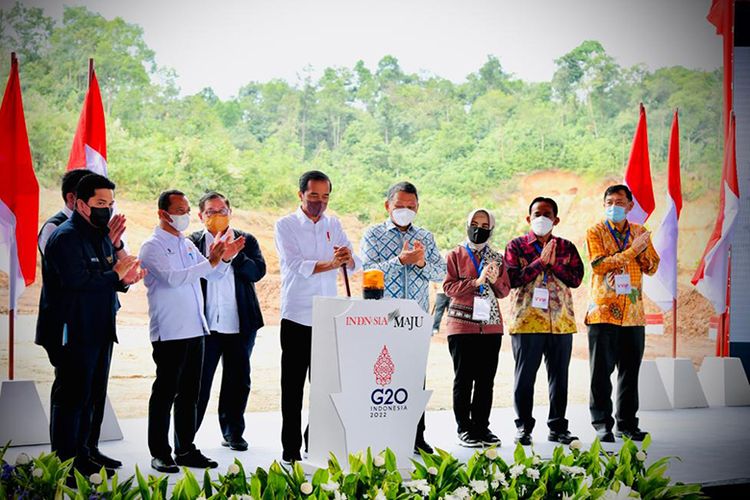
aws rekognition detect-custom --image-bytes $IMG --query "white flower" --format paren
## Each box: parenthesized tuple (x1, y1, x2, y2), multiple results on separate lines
(374, 489, 386, 500)
(485, 447, 498, 459)
(449, 486, 471, 499)
(583, 475, 594, 488)
(532, 455, 541, 465)
(403, 479, 431, 495)
(509, 463, 525, 478)
(15, 453, 31, 466)
(300, 482, 313, 495)
(636, 450, 647, 462)
(569, 439, 583, 450)
(89, 473, 102, 485)
(227, 463, 240, 475)
(427, 466, 438, 475)
(491, 480, 499, 489)
(333, 491, 347, 500)
(525, 467, 540, 480)
(520, 485, 527, 496)
(321, 481, 340, 492)
(31, 467, 43, 479)
(560, 465, 586, 476)
(602, 481, 640, 499)
(470, 480, 488, 494)
(373, 455, 385, 467)
(493, 471, 509, 488)
(238, 495, 254, 500)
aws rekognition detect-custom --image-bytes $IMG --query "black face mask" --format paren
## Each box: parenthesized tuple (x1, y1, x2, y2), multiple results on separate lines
(467, 226, 491, 244)
(88, 206, 112, 230)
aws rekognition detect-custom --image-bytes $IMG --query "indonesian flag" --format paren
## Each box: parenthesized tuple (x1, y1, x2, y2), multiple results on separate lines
(692, 113, 739, 314)
(67, 60, 107, 175)
(0, 54, 39, 310)
(643, 110, 681, 311)
(624, 103, 655, 224)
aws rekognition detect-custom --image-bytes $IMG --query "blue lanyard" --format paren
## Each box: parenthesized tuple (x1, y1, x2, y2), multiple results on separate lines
(605, 221, 630, 252)
(465, 244, 485, 294)
(532, 241, 549, 285)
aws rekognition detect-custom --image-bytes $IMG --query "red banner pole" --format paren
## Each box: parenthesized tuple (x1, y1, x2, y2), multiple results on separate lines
(672, 298, 677, 358)
(8, 310, 14, 380)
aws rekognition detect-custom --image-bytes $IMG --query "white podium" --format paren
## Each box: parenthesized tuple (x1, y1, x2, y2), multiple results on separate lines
(307, 297, 432, 470)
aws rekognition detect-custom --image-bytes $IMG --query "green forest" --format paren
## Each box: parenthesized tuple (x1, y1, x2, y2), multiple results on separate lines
(0, 3, 723, 247)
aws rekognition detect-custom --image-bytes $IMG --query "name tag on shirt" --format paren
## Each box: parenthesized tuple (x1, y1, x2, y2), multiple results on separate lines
(615, 274, 632, 295)
(532, 287, 549, 309)
(472, 296, 492, 321)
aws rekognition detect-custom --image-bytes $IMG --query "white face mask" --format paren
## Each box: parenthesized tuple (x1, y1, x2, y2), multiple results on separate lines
(391, 208, 416, 227)
(530, 216, 554, 237)
(168, 213, 190, 232)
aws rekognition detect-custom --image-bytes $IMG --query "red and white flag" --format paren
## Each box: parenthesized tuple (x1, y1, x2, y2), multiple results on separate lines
(0, 54, 40, 310)
(644, 110, 682, 311)
(624, 104, 655, 224)
(692, 114, 739, 314)
(68, 60, 107, 175)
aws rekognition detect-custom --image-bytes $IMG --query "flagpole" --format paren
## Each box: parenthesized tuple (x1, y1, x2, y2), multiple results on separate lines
(672, 298, 677, 358)
(8, 52, 17, 381)
(89, 58, 94, 83)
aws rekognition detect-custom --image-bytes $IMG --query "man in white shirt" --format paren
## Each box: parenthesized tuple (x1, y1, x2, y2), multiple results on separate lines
(139, 189, 245, 473)
(275, 170, 361, 463)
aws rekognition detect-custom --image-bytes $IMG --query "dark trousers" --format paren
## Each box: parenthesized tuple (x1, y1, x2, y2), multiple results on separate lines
(280, 319, 312, 457)
(196, 330, 257, 441)
(511, 333, 573, 433)
(47, 341, 113, 462)
(588, 323, 645, 433)
(447, 334, 502, 435)
(148, 336, 204, 458)
(431, 293, 450, 331)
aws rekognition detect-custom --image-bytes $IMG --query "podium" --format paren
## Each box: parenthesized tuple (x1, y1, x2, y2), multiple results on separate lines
(307, 297, 432, 470)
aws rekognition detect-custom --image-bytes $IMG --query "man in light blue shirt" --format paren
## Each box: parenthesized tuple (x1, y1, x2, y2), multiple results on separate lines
(360, 181, 446, 454)
(139, 189, 245, 473)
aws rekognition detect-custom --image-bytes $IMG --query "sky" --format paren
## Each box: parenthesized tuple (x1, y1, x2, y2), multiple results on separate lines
(22, 0, 722, 99)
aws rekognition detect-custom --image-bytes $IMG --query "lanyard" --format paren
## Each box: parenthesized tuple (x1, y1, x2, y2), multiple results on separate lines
(465, 244, 485, 294)
(605, 221, 630, 252)
(532, 241, 549, 285)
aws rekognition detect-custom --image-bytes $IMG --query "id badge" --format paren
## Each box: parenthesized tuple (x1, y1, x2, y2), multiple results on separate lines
(532, 287, 549, 309)
(615, 273, 632, 295)
(472, 296, 491, 321)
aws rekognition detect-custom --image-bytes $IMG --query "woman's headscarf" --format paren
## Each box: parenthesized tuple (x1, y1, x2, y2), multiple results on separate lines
(465, 208, 495, 251)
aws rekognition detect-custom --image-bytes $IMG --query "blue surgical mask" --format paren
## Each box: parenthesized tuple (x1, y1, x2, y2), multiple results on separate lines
(605, 205, 627, 223)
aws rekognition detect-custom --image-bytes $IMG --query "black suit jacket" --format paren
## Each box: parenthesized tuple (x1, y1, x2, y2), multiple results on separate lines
(189, 228, 266, 335)
(36, 211, 127, 348)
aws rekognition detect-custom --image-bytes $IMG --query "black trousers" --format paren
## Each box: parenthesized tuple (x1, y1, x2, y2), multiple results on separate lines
(588, 323, 645, 433)
(511, 333, 573, 433)
(447, 334, 502, 435)
(47, 341, 113, 462)
(196, 330, 257, 442)
(431, 293, 450, 331)
(148, 336, 204, 458)
(280, 319, 312, 457)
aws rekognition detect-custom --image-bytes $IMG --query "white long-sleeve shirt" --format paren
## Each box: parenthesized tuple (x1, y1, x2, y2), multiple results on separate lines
(38, 206, 73, 255)
(275, 207, 362, 326)
(139, 226, 229, 342)
(201, 229, 240, 334)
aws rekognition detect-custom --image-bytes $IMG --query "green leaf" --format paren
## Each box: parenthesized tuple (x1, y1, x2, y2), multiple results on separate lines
(202, 469, 213, 497)
(513, 442, 527, 464)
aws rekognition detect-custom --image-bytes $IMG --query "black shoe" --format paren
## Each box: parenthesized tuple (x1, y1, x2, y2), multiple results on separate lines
(221, 437, 249, 451)
(90, 448, 123, 469)
(414, 436, 434, 455)
(478, 429, 501, 447)
(281, 452, 302, 465)
(457, 431, 483, 448)
(597, 431, 615, 443)
(174, 450, 218, 469)
(74, 457, 115, 477)
(616, 428, 648, 441)
(151, 456, 179, 474)
(514, 429, 532, 446)
(548, 430, 578, 445)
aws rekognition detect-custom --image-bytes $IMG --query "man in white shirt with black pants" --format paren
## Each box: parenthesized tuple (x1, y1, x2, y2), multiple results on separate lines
(139, 189, 245, 473)
(275, 170, 361, 464)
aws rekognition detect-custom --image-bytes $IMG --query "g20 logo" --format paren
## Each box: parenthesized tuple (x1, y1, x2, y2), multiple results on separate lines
(371, 387, 408, 405)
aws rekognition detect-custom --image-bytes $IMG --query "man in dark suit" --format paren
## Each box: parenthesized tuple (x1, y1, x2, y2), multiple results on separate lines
(36, 173, 145, 475)
(189, 191, 266, 451)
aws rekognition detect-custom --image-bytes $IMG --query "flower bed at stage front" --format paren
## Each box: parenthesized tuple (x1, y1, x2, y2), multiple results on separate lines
(0, 436, 703, 499)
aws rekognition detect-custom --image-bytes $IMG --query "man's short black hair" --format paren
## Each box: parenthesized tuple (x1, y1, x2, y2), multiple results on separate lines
(528, 196, 558, 217)
(158, 189, 186, 211)
(199, 191, 231, 212)
(387, 181, 419, 203)
(75, 173, 115, 203)
(299, 170, 332, 193)
(603, 184, 633, 201)
(61, 169, 92, 200)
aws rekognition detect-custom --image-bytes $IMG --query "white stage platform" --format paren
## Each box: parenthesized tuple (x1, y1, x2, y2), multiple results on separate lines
(3, 404, 749, 488)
